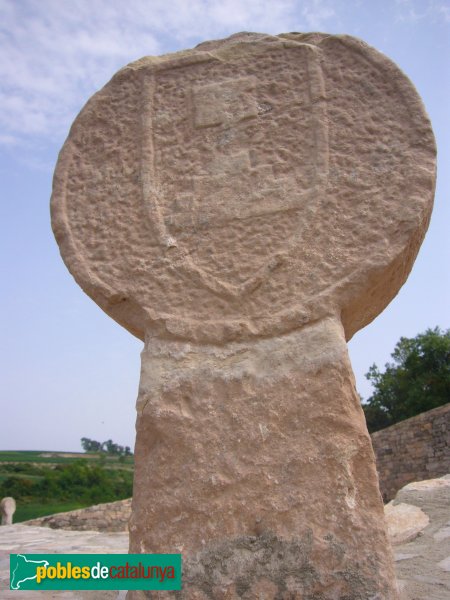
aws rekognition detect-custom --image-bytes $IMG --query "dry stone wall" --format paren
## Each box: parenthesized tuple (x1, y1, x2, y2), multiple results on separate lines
(25, 498, 131, 532)
(372, 403, 450, 502)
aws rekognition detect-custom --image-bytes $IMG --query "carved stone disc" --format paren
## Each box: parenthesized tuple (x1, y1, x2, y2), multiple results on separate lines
(51, 32, 436, 343)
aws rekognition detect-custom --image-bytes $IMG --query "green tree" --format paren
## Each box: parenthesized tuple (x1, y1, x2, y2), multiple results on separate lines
(102, 439, 119, 455)
(80, 438, 132, 456)
(362, 327, 450, 433)
(80, 437, 102, 452)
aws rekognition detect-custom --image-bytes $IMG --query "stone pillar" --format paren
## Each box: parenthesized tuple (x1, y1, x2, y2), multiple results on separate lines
(129, 318, 398, 597)
(51, 32, 436, 598)
(1, 497, 16, 525)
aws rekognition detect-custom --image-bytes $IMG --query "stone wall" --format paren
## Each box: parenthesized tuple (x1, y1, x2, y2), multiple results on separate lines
(371, 403, 450, 502)
(25, 498, 131, 532)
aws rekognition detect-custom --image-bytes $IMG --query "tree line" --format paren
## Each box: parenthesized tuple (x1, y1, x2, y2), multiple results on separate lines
(80, 438, 132, 457)
(361, 326, 449, 432)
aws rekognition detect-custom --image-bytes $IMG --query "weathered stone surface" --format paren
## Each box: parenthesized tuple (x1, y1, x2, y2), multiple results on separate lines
(2, 476, 449, 599)
(51, 31, 435, 345)
(0, 497, 16, 526)
(51, 31, 436, 598)
(390, 476, 450, 600)
(385, 502, 430, 544)
(128, 318, 398, 597)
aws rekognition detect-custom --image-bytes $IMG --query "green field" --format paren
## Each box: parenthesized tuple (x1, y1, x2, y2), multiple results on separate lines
(0, 450, 134, 466)
(14, 502, 88, 523)
(0, 450, 134, 523)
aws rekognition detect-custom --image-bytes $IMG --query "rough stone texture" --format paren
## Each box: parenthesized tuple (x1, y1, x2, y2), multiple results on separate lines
(385, 502, 430, 545)
(372, 403, 450, 502)
(391, 476, 450, 600)
(2, 477, 448, 599)
(0, 497, 16, 525)
(51, 32, 436, 598)
(24, 498, 131, 532)
(51, 31, 435, 346)
(126, 318, 399, 598)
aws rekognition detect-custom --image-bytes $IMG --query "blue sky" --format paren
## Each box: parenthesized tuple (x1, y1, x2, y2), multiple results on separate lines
(1, 0, 449, 451)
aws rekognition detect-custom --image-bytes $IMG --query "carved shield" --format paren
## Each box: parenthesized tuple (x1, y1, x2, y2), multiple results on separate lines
(140, 42, 328, 298)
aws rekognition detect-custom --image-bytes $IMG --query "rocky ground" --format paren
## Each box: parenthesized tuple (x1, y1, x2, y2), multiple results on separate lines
(0, 475, 449, 599)
(385, 475, 450, 600)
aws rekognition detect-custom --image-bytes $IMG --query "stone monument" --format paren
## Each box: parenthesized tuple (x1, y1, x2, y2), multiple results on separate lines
(1, 496, 16, 525)
(51, 32, 436, 598)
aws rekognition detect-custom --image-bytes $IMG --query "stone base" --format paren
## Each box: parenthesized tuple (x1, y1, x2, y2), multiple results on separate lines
(128, 317, 398, 598)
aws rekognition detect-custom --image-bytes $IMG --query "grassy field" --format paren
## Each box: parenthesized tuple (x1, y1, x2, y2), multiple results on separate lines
(0, 450, 134, 467)
(14, 501, 88, 523)
(0, 450, 134, 523)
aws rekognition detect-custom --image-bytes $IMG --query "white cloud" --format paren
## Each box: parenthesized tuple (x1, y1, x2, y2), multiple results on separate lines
(395, 0, 450, 23)
(0, 133, 19, 146)
(0, 0, 336, 156)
